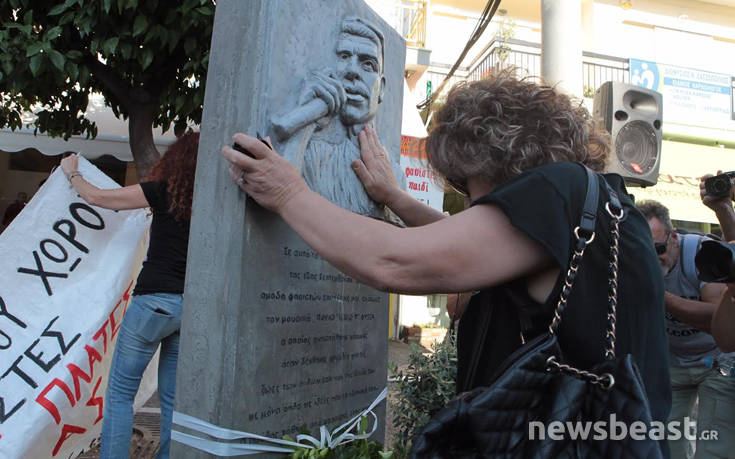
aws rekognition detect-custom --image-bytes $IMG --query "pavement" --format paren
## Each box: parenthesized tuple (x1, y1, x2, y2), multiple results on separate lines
(78, 339, 419, 458)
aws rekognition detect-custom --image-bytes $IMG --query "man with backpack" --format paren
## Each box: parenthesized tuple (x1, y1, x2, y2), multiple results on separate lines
(638, 200, 735, 459)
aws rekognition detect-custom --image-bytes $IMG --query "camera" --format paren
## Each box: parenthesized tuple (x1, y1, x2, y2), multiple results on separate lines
(695, 240, 735, 283)
(704, 171, 735, 198)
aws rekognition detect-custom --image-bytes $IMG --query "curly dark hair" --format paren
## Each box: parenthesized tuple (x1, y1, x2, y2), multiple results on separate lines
(425, 69, 610, 191)
(144, 131, 199, 221)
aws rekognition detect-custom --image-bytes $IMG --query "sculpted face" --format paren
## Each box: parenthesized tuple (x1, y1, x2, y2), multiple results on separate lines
(335, 33, 385, 126)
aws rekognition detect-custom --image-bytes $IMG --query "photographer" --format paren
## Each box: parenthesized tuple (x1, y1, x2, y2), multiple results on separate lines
(699, 171, 735, 353)
(638, 200, 735, 459)
(700, 170, 735, 241)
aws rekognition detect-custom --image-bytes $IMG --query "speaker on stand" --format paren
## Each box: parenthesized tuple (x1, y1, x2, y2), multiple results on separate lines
(592, 81, 663, 187)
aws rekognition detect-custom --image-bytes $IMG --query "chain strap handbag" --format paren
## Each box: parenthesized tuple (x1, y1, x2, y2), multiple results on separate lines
(410, 167, 664, 458)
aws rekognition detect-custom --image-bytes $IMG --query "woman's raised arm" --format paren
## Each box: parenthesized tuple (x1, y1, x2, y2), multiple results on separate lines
(223, 133, 554, 295)
(61, 154, 150, 211)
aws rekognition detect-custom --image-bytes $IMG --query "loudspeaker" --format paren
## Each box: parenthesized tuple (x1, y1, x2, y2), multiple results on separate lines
(593, 81, 663, 187)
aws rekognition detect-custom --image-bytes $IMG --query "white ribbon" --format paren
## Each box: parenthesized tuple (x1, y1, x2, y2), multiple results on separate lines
(171, 387, 387, 456)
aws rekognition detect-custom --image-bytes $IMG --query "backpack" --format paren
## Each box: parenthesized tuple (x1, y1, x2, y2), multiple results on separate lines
(676, 229, 720, 291)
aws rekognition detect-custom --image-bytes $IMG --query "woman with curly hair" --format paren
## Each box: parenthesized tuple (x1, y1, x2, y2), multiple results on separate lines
(223, 70, 669, 441)
(61, 130, 199, 459)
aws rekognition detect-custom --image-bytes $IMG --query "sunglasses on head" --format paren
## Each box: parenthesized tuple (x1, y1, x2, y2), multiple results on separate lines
(654, 232, 671, 255)
(447, 177, 468, 196)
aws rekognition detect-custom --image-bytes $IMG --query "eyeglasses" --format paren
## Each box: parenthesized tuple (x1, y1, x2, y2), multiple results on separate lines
(447, 177, 468, 196)
(654, 232, 671, 255)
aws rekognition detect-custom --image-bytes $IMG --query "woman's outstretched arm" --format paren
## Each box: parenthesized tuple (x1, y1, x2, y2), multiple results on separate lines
(223, 133, 554, 295)
(61, 154, 150, 211)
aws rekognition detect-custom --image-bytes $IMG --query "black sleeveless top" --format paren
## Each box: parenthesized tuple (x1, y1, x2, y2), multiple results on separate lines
(133, 181, 190, 296)
(456, 162, 671, 425)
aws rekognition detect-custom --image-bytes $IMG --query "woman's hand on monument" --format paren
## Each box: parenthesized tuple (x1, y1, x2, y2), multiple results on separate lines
(223, 133, 308, 212)
(353, 126, 402, 207)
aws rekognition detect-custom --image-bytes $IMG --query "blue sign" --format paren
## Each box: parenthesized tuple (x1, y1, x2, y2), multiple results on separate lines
(630, 59, 660, 91)
(630, 58, 733, 128)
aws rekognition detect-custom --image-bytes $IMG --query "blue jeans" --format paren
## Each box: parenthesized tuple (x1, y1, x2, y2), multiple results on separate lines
(100, 293, 182, 459)
(668, 365, 735, 459)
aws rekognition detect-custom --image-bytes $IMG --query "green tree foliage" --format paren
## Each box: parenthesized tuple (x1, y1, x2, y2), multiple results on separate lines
(0, 0, 214, 178)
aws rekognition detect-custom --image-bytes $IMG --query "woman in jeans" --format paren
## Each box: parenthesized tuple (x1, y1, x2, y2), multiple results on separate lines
(223, 70, 671, 455)
(60, 131, 198, 458)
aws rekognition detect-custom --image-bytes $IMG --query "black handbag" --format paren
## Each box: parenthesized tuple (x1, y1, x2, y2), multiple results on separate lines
(411, 168, 664, 458)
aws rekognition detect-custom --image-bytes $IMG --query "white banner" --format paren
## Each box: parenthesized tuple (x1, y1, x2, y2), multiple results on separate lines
(400, 136, 444, 212)
(0, 157, 152, 458)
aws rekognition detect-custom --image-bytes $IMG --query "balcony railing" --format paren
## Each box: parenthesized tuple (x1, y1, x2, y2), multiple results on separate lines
(396, 1, 427, 48)
(467, 38, 629, 97)
(582, 52, 629, 96)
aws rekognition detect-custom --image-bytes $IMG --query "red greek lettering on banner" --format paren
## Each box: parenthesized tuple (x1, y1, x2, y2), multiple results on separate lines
(66, 344, 102, 401)
(85, 377, 104, 425)
(36, 378, 75, 425)
(109, 280, 134, 341)
(92, 279, 134, 353)
(51, 424, 86, 456)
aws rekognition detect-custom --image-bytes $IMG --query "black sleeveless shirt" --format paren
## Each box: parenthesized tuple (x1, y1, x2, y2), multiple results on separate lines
(132, 181, 190, 296)
(456, 162, 671, 425)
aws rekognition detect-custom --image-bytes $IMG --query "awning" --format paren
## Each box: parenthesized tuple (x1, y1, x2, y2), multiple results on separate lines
(631, 140, 735, 224)
(0, 93, 178, 162)
(0, 128, 174, 162)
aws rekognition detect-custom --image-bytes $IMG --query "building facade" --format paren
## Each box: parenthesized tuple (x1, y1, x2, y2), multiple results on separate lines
(375, 0, 735, 227)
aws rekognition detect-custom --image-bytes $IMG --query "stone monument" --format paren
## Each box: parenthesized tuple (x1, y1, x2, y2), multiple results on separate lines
(171, 1, 405, 457)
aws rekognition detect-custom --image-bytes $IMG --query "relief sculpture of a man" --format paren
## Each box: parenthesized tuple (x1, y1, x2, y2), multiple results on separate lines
(271, 16, 391, 219)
